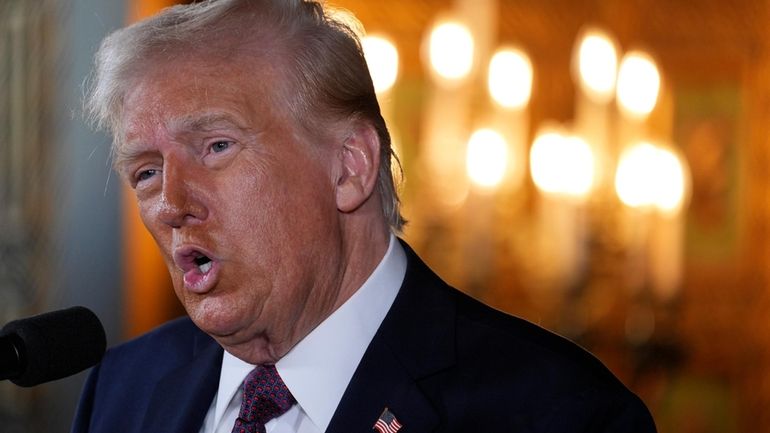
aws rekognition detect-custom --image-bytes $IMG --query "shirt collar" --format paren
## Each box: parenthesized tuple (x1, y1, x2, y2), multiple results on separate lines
(215, 234, 406, 431)
(214, 352, 258, 426)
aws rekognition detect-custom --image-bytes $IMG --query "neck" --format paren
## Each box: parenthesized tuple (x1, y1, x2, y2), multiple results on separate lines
(332, 218, 391, 313)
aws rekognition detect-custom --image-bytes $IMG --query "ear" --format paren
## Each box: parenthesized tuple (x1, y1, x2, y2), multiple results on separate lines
(335, 121, 381, 213)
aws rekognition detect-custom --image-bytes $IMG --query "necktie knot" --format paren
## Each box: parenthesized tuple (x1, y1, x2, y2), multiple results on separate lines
(232, 364, 295, 433)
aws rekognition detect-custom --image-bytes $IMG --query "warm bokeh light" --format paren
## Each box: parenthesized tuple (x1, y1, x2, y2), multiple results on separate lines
(361, 35, 399, 94)
(427, 20, 474, 82)
(466, 129, 508, 188)
(654, 148, 688, 213)
(615, 142, 658, 208)
(615, 141, 687, 213)
(488, 47, 533, 109)
(616, 51, 661, 119)
(574, 28, 618, 104)
(530, 127, 595, 198)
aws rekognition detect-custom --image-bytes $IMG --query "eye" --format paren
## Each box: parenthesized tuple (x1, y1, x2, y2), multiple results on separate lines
(211, 140, 232, 153)
(136, 168, 158, 183)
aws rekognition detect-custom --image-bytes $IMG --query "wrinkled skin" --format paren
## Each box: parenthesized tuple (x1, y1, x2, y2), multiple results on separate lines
(116, 59, 388, 364)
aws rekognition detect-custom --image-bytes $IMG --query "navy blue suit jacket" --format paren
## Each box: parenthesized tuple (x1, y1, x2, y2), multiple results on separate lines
(72, 243, 656, 432)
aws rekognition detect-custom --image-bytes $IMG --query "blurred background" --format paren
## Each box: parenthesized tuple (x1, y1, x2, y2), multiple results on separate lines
(1, 0, 767, 431)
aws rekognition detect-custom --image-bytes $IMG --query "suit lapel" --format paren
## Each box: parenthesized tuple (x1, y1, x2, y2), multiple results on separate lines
(141, 328, 223, 433)
(325, 337, 438, 433)
(326, 242, 457, 433)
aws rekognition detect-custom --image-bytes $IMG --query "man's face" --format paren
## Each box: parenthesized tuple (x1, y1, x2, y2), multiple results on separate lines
(117, 60, 349, 363)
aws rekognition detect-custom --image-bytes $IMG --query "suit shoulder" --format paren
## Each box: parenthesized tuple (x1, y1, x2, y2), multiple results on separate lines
(90, 317, 214, 405)
(442, 289, 656, 430)
(451, 288, 625, 391)
(400, 243, 623, 388)
(100, 316, 210, 375)
(74, 317, 222, 432)
(401, 243, 627, 390)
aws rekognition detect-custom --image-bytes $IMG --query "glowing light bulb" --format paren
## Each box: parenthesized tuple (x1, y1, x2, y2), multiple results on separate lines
(615, 142, 658, 208)
(362, 35, 399, 94)
(530, 127, 595, 198)
(427, 21, 474, 82)
(615, 141, 686, 213)
(617, 51, 661, 119)
(653, 148, 687, 214)
(466, 129, 508, 188)
(488, 47, 533, 109)
(574, 28, 618, 104)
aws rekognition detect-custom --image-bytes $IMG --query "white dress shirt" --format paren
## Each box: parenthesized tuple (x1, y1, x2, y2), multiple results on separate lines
(199, 235, 407, 433)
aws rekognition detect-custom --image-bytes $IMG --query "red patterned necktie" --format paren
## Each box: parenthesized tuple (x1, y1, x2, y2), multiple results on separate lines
(231, 364, 296, 433)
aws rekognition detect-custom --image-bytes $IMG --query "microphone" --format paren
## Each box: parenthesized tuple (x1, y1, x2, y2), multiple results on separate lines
(0, 306, 106, 387)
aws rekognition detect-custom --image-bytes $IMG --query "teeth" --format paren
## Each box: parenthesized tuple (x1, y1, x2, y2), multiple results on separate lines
(199, 261, 212, 274)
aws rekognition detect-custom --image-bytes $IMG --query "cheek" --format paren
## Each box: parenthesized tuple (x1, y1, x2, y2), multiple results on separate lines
(137, 200, 157, 229)
(229, 154, 334, 221)
(213, 148, 340, 259)
(227, 170, 336, 270)
(137, 199, 170, 243)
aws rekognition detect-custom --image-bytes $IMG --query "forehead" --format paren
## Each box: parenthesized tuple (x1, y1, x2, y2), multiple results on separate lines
(126, 44, 304, 133)
(121, 62, 262, 123)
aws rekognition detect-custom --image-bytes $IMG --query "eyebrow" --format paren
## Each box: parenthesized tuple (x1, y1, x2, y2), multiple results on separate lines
(113, 111, 253, 172)
(112, 144, 153, 176)
(169, 112, 250, 134)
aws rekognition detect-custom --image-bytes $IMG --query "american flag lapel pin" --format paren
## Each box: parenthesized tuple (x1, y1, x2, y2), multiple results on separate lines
(373, 407, 403, 433)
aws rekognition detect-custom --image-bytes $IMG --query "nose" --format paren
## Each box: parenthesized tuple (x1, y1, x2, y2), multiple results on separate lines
(156, 157, 208, 228)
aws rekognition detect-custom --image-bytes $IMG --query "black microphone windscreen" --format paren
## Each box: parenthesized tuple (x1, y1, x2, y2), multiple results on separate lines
(0, 306, 106, 387)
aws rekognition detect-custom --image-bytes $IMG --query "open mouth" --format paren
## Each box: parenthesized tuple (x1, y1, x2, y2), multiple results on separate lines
(174, 247, 220, 294)
(193, 254, 213, 274)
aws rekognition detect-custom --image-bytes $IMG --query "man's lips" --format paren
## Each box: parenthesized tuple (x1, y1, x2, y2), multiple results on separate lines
(173, 246, 220, 294)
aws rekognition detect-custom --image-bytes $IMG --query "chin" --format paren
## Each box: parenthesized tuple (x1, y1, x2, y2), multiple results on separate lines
(186, 299, 248, 339)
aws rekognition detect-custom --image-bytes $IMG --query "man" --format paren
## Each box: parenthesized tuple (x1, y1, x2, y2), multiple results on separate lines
(73, 0, 656, 432)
